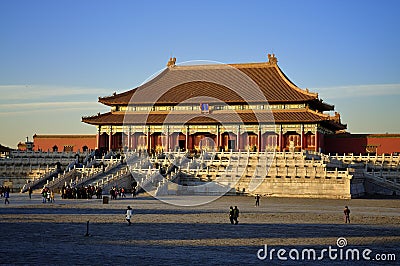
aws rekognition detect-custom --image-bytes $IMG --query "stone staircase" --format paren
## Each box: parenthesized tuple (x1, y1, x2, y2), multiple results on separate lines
(1, 150, 86, 192)
(118, 150, 400, 199)
(363, 172, 400, 196)
(87, 163, 131, 190)
(325, 153, 400, 197)
(31, 152, 123, 192)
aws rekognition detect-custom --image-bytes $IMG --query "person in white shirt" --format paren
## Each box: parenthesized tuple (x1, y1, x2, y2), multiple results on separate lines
(126, 206, 133, 225)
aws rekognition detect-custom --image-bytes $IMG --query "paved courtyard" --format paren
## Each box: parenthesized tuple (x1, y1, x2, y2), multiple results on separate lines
(0, 193, 399, 265)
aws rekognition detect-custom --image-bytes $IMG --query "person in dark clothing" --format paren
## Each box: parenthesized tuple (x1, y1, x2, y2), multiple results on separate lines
(229, 206, 234, 224)
(255, 194, 260, 207)
(233, 206, 239, 225)
(344, 206, 350, 223)
(4, 187, 10, 204)
(132, 186, 136, 198)
(28, 186, 33, 199)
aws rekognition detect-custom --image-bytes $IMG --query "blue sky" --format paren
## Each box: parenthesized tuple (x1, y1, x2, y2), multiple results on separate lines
(1, 0, 400, 148)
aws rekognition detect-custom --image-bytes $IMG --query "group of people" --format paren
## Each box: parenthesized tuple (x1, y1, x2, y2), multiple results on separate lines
(123, 203, 241, 227)
(229, 206, 240, 224)
(109, 186, 139, 199)
(122, 203, 348, 227)
(109, 186, 127, 200)
(30, 185, 134, 201)
(226, 195, 351, 225)
(6, 183, 354, 226)
(41, 187, 55, 203)
(61, 185, 102, 199)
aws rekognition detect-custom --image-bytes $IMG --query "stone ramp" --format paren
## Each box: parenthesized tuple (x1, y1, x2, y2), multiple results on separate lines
(364, 172, 400, 196)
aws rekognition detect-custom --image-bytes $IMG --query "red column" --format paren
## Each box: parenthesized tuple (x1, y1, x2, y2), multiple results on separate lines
(315, 130, 319, 153)
(167, 126, 170, 152)
(96, 126, 101, 150)
(188, 134, 191, 151)
(216, 125, 220, 151)
(127, 127, 131, 150)
(108, 126, 113, 151)
(132, 133, 137, 151)
(258, 127, 262, 152)
(147, 130, 151, 153)
(301, 124, 304, 150)
(237, 126, 240, 151)
(279, 126, 283, 152)
(185, 126, 189, 151)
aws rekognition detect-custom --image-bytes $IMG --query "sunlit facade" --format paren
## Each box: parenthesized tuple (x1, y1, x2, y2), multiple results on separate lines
(82, 54, 346, 153)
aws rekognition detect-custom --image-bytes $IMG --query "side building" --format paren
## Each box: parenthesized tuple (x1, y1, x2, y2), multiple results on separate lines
(33, 134, 96, 152)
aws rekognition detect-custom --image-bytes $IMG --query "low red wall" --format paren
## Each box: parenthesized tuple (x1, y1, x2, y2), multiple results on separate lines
(367, 135, 400, 154)
(31, 133, 400, 154)
(33, 135, 96, 152)
(325, 134, 400, 155)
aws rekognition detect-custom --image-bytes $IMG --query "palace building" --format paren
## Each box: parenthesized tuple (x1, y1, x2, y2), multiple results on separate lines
(82, 54, 346, 153)
(8, 54, 399, 198)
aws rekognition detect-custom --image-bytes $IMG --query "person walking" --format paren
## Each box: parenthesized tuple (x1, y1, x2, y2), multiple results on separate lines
(255, 194, 260, 207)
(46, 190, 51, 202)
(233, 206, 240, 225)
(344, 206, 351, 223)
(121, 187, 126, 198)
(132, 186, 136, 198)
(28, 186, 33, 199)
(229, 206, 234, 224)
(4, 187, 10, 204)
(125, 206, 133, 226)
(41, 188, 47, 203)
(50, 190, 55, 203)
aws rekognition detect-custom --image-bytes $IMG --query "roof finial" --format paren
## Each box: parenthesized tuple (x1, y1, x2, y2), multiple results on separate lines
(167, 57, 176, 67)
(267, 53, 278, 65)
(333, 112, 341, 123)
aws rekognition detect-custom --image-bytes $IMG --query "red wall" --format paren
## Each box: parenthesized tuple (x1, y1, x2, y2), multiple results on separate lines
(367, 136, 400, 154)
(31, 133, 400, 155)
(318, 132, 324, 153)
(33, 135, 96, 152)
(325, 134, 400, 155)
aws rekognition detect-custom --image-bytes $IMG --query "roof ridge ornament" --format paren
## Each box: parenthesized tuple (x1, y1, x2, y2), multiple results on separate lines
(267, 53, 278, 65)
(167, 57, 176, 67)
(332, 112, 341, 123)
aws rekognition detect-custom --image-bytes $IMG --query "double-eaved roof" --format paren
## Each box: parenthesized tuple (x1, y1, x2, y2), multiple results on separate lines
(98, 59, 331, 109)
(82, 55, 345, 131)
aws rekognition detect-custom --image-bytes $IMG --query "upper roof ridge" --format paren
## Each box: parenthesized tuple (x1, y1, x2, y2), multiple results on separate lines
(171, 61, 271, 70)
(170, 53, 278, 70)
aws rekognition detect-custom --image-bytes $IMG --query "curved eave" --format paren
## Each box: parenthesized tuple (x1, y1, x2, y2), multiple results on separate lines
(321, 120, 347, 131)
(97, 68, 171, 106)
(82, 109, 346, 131)
(274, 64, 318, 98)
(308, 99, 334, 111)
(82, 112, 120, 125)
(98, 88, 137, 107)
